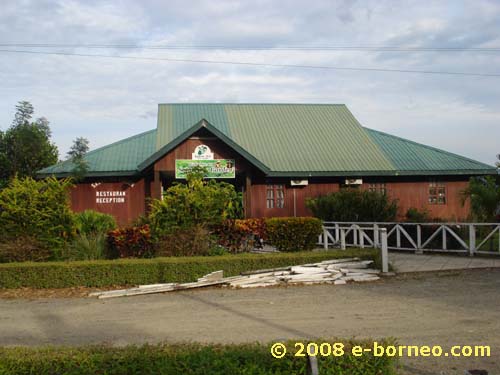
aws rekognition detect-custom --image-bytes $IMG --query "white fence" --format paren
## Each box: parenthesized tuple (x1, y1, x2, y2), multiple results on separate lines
(319, 222, 500, 256)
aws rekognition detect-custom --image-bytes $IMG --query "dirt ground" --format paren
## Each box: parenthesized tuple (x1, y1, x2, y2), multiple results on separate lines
(1, 269, 499, 375)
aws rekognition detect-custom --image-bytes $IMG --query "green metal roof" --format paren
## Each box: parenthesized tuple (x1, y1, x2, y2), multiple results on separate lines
(156, 104, 395, 173)
(38, 129, 156, 177)
(365, 128, 496, 175)
(38, 103, 496, 177)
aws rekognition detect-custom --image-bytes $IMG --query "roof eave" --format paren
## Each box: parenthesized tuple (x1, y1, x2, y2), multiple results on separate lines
(266, 169, 497, 177)
(36, 170, 140, 179)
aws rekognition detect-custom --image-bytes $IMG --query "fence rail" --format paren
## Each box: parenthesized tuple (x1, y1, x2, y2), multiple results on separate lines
(318, 222, 500, 256)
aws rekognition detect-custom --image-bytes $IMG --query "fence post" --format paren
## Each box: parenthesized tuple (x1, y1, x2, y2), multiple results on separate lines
(359, 228, 365, 248)
(340, 229, 346, 250)
(373, 223, 379, 247)
(416, 224, 422, 253)
(380, 228, 389, 273)
(442, 225, 447, 250)
(323, 227, 328, 250)
(469, 224, 476, 257)
(335, 223, 340, 244)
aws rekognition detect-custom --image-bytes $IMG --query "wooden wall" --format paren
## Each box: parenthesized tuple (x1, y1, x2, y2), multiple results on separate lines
(385, 180, 470, 221)
(249, 180, 471, 221)
(69, 130, 473, 224)
(71, 179, 146, 226)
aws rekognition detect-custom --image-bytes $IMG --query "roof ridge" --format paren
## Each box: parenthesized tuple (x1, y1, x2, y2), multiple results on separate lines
(364, 127, 495, 169)
(157, 103, 347, 106)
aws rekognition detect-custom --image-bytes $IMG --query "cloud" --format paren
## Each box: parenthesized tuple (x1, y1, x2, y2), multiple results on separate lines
(0, 0, 498, 165)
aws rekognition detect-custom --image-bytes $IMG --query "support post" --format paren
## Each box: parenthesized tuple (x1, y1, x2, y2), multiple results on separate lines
(380, 228, 389, 273)
(340, 229, 346, 250)
(323, 228, 328, 250)
(374, 223, 379, 247)
(442, 225, 447, 250)
(469, 224, 476, 257)
(244, 174, 252, 218)
(416, 225, 422, 254)
(151, 170, 162, 200)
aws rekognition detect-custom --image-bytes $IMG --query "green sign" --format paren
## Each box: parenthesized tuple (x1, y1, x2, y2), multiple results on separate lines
(175, 159, 236, 179)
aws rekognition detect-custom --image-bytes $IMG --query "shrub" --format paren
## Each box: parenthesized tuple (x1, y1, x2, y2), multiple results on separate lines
(156, 224, 218, 257)
(74, 210, 117, 235)
(106, 225, 154, 259)
(0, 176, 74, 254)
(266, 217, 323, 252)
(306, 189, 398, 222)
(0, 237, 51, 263)
(213, 218, 267, 253)
(148, 171, 243, 238)
(405, 207, 431, 222)
(0, 249, 379, 289)
(63, 233, 107, 261)
(461, 176, 500, 222)
(0, 340, 397, 375)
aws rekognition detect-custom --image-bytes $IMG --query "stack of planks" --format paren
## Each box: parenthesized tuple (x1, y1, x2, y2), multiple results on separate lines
(89, 258, 380, 299)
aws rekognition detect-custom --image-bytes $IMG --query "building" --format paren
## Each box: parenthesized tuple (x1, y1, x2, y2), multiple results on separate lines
(38, 104, 496, 225)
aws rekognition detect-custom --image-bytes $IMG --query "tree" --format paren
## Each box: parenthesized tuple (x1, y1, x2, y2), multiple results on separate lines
(12, 101, 34, 127)
(67, 137, 89, 181)
(462, 176, 500, 222)
(0, 101, 58, 185)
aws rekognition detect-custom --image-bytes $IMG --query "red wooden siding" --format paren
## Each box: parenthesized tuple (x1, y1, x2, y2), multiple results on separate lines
(384, 181, 470, 221)
(71, 179, 146, 226)
(250, 182, 340, 218)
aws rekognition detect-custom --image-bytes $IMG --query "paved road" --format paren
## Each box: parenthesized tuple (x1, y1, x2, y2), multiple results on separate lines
(1, 269, 499, 374)
(390, 252, 500, 272)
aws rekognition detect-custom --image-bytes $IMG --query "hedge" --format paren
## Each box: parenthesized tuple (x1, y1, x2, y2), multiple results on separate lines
(0, 340, 397, 375)
(266, 217, 323, 252)
(0, 249, 379, 289)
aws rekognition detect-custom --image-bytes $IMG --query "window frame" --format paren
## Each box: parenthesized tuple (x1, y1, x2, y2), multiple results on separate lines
(266, 184, 285, 209)
(429, 181, 446, 205)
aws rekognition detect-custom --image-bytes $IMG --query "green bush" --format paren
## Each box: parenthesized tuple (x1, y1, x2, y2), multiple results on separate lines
(0, 236, 51, 263)
(306, 189, 398, 222)
(63, 233, 107, 261)
(74, 210, 117, 235)
(405, 207, 431, 222)
(156, 224, 218, 257)
(266, 217, 323, 252)
(0, 249, 379, 289)
(0, 340, 397, 375)
(0, 177, 74, 255)
(149, 171, 243, 238)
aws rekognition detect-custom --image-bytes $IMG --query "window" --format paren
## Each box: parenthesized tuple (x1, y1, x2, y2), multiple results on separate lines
(266, 184, 285, 208)
(429, 181, 446, 205)
(368, 183, 387, 195)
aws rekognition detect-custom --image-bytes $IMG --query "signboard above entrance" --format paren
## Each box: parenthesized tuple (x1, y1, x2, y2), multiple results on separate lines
(175, 159, 236, 179)
(192, 144, 214, 160)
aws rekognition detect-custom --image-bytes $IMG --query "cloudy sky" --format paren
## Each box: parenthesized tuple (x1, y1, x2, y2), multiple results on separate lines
(0, 0, 499, 165)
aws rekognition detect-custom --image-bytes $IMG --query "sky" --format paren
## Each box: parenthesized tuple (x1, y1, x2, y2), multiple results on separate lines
(0, 0, 499, 165)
